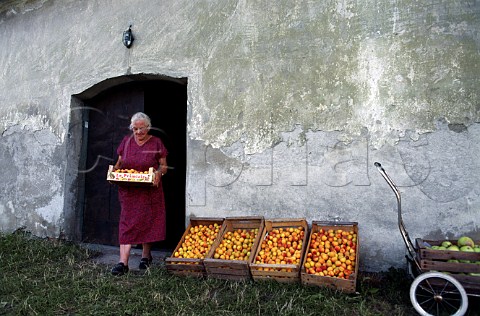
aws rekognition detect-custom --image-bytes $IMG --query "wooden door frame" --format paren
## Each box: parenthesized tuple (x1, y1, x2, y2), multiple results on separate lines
(66, 74, 188, 247)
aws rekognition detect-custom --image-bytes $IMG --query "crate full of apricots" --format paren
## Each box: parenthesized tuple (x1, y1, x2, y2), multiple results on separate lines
(106, 165, 155, 186)
(300, 221, 359, 293)
(250, 218, 309, 283)
(203, 216, 264, 281)
(165, 217, 224, 277)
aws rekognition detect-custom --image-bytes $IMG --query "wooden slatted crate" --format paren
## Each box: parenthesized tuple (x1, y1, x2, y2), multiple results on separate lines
(250, 218, 309, 283)
(416, 238, 480, 294)
(165, 217, 224, 278)
(300, 221, 359, 293)
(204, 216, 264, 281)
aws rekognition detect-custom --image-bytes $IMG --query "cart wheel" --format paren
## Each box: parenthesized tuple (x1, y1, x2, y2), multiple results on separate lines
(410, 272, 468, 316)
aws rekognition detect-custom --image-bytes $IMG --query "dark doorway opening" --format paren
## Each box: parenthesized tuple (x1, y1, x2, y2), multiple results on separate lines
(81, 78, 187, 251)
(145, 81, 187, 250)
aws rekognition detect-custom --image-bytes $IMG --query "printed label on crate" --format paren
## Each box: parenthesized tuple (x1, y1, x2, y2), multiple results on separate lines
(109, 171, 151, 182)
(107, 166, 154, 183)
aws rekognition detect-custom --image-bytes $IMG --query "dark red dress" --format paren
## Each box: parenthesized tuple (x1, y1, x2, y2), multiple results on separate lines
(116, 135, 168, 244)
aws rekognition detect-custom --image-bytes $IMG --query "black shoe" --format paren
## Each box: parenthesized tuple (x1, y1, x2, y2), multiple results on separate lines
(139, 257, 153, 270)
(111, 262, 129, 276)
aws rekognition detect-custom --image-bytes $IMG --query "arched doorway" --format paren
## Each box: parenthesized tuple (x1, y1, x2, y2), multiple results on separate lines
(76, 76, 187, 250)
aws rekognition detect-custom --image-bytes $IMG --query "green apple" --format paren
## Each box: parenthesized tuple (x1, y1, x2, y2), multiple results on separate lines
(474, 247, 480, 253)
(460, 245, 474, 252)
(459, 246, 474, 263)
(447, 245, 460, 251)
(457, 236, 475, 247)
(438, 246, 447, 250)
(448, 259, 459, 263)
(431, 245, 440, 250)
(441, 241, 452, 248)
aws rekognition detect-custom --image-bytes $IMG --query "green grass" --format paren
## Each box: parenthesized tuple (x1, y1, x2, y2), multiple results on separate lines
(0, 229, 417, 315)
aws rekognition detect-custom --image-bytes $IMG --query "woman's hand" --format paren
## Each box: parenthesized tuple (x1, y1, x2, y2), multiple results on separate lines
(153, 171, 162, 187)
(159, 158, 168, 176)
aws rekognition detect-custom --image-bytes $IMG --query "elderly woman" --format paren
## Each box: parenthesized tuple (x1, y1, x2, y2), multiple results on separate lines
(111, 112, 168, 276)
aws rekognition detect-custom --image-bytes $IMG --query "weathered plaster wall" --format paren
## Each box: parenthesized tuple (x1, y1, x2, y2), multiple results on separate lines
(0, 0, 479, 271)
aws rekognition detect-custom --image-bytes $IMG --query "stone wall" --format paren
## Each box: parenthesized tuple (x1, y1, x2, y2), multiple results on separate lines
(0, 0, 479, 271)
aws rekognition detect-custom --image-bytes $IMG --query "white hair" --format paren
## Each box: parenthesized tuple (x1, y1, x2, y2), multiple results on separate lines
(129, 112, 151, 130)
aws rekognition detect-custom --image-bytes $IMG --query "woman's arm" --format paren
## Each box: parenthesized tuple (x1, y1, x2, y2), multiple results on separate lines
(113, 156, 123, 170)
(154, 157, 167, 187)
(158, 157, 168, 175)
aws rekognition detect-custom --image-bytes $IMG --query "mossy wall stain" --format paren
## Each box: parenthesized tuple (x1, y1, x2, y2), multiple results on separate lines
(1, 1, 478, 154)
(191, 0, 480, 153)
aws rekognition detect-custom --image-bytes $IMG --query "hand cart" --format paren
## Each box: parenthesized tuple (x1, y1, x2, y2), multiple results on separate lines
(374, 162, 480, 316)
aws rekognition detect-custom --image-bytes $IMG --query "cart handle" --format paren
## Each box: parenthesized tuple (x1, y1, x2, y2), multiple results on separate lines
(374, 162, 417, 259)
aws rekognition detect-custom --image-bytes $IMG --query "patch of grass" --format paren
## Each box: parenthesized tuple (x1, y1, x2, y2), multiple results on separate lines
(0, 230, 418, 315)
